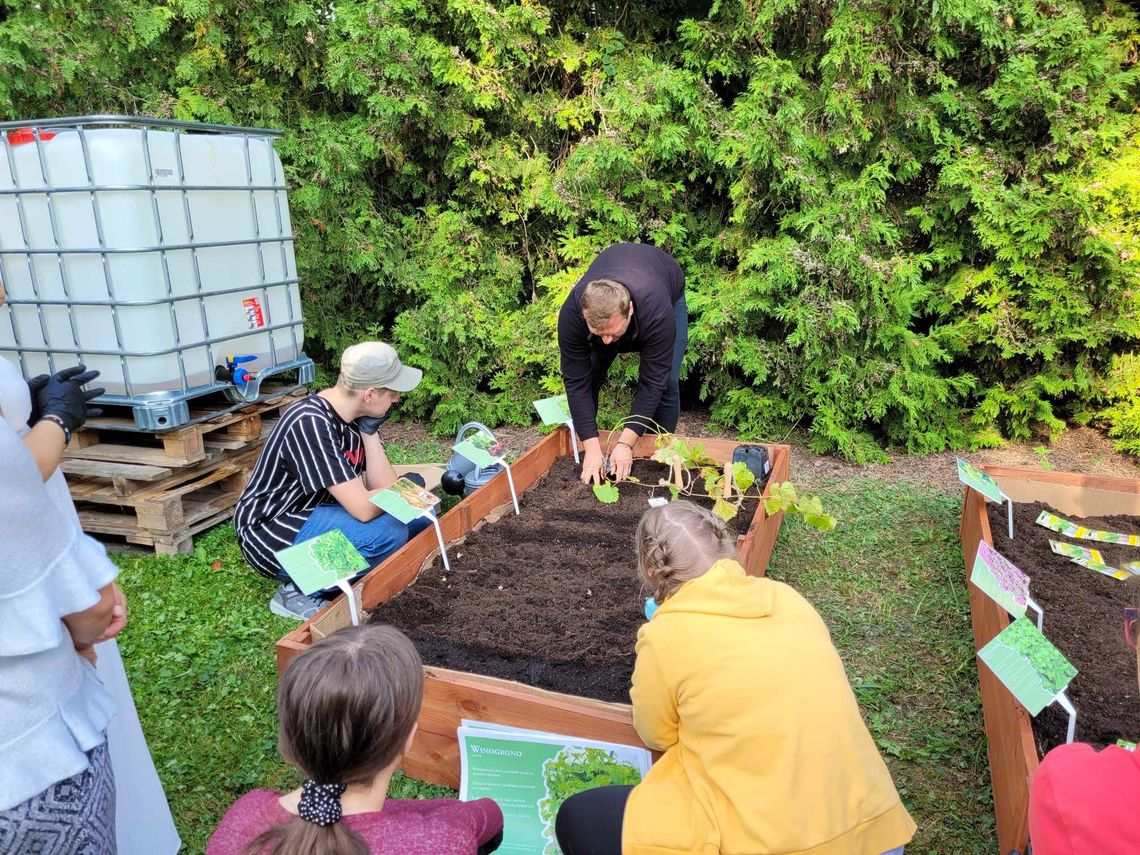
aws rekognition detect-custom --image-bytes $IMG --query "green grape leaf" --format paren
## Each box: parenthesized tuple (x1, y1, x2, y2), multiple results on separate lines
(593, 482, 620, 504)
(712, 497, 738, 521)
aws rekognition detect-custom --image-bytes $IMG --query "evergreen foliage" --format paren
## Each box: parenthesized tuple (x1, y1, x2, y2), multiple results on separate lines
(1, 0, 1136, 457)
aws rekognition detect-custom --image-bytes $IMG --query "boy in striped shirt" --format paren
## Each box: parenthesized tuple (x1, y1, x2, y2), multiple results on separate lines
(235, 342, 432, 619)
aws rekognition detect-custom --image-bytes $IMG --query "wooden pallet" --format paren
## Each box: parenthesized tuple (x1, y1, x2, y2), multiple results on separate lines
(73, 447, 261, 554)
(63, 387, 306, 469)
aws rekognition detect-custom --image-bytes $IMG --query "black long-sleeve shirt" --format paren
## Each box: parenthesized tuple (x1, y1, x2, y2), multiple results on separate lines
(557, 243, 685, 440)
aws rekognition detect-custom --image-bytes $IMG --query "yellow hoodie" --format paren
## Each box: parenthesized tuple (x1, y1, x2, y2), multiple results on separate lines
(624, 559, 916, 855)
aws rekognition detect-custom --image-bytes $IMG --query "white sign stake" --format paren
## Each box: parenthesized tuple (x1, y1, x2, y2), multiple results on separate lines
(336, 579, 360, 626)
(1054, 690, 1078, 745)
(424, 512, 451, 573)
(1001, 491, 1014, 540)
(497, 457, 520, 515)
(1026, 596, 1044, 631)
(567, 421, 580, 464)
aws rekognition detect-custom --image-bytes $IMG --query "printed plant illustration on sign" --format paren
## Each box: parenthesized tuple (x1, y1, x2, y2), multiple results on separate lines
(957, 458, 1004, 504)
(538, 747, 643, 855)
(275, 529, 369, 596)
(978, 616, 1078, 716)
(1049, 540, 1105, 564)
(469, 431, 505, 458)
(308, 529, 368, 582)
(1036, 511, 1140, 546)
(971, 541, 1030, 618)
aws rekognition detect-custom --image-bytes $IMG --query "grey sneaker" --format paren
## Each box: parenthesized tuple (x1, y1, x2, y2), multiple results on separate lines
(269, 582, 324, 621)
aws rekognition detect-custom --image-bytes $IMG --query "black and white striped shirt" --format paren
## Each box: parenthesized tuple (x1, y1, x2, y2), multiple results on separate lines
(235, 394, 364, 577)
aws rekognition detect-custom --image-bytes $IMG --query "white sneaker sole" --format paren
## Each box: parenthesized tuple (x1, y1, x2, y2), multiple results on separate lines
(269, 598, 317, 621)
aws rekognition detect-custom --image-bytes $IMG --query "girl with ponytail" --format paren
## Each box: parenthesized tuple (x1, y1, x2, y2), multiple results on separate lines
(556, 501, 916, 855)
(207, 624, 502, 855)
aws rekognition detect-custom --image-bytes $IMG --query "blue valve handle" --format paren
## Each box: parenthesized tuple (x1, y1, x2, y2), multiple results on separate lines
(225, 354, 257, 387)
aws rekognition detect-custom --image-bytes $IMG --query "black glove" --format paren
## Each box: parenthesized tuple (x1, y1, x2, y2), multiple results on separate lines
(34, 365, 106, 432)
(25, 374, 50, 427)
(355, 413, 389, 435)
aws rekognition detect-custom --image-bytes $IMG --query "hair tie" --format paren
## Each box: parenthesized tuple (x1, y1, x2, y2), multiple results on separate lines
(298, 780, 347, 827)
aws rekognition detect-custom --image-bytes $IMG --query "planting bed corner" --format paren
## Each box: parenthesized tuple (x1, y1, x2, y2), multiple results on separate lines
(277, 428, 790, 787)
(960, 465, 1140, 855)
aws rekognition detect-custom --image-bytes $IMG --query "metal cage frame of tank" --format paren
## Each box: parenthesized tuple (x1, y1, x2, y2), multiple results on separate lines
(0, 115, 314, 430)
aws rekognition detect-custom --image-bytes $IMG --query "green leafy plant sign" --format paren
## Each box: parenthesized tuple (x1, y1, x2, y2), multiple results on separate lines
(308, 530, 368, 579)
(538, 747, 643, 855)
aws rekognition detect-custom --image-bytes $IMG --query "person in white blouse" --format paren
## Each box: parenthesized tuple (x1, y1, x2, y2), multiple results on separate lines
(0, 277, 180, 853)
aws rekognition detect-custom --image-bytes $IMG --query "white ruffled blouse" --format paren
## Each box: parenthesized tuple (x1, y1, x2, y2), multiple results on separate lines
(0, 412, 118, 809)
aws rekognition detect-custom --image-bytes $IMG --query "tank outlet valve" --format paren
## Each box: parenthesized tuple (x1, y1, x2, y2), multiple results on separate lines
(215, 354, 258, 389)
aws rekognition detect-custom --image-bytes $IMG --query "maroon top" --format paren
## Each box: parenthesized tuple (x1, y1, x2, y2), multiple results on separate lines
(207, 789, 503, 855)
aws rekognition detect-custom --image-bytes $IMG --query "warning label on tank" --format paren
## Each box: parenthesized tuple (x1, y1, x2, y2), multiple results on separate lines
(242, 297, 265, 329)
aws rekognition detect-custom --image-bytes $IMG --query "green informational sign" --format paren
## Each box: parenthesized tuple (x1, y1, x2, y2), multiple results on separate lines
(370, 477, 440, 525)
(273, 529, 368, 596)
(533, 395, 572, 426)
(454, 435, 503, 468)
(956, 458, 1003, 504)
(971, 541, 1030, 619)
(977, 616, 1077, 716)
(459, 721, 651, 854)
(1036, 510, 1140, 546)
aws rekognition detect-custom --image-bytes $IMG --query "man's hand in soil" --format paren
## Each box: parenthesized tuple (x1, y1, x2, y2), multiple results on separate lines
(580, 440, 607, 486)
(609, 441, 634, 482)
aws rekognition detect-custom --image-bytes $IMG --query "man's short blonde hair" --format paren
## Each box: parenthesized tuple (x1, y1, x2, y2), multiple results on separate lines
(581, 279, 631, 330)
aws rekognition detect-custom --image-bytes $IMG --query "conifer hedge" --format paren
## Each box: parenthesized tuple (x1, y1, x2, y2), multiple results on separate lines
(2, 0, 1137, 459)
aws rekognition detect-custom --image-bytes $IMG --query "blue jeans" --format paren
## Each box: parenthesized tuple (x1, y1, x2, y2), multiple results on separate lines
(285, 482, 433, 597)
(589, 294, 688, 433)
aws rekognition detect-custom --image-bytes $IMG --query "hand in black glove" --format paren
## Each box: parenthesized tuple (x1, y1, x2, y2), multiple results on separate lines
(25, 374, 50, 427)
(355, 413, 389, 435)
(34, 365, 106, 432)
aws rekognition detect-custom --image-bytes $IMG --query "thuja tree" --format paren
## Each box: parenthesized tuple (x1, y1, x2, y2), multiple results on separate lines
(0, 0, 1136, 456)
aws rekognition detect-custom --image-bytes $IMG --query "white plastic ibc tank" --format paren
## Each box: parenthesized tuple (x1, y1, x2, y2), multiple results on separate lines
(0, 123, 305, 398)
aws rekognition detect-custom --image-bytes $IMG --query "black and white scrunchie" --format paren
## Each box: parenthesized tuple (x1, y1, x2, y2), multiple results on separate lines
(298, 780, 347, 827)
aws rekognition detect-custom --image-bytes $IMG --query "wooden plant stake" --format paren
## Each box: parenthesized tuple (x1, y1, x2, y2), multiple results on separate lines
(722, 461, 733, 499)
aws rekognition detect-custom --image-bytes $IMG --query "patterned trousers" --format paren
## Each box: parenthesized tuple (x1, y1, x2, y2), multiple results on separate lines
(0, 741, 116, 854)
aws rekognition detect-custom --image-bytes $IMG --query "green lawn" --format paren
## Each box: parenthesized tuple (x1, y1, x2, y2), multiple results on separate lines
(113, 475, 993, 854)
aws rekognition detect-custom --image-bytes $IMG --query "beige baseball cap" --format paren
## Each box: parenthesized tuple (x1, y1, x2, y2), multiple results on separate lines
(339, 342, 422, 392)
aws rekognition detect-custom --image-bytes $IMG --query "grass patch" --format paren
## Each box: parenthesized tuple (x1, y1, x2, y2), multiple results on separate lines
(767, 479, 994, 853)
(113, 475, 993, 853)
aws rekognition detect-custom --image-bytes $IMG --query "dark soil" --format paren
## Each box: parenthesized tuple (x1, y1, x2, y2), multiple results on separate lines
(985, 501, 1140, 754)
(368, 456, 759, 703)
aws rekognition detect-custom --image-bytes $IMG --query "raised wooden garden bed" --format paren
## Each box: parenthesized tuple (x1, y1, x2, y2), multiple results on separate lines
(960, 465, 1140, 855)
(277, 428, 790, 787)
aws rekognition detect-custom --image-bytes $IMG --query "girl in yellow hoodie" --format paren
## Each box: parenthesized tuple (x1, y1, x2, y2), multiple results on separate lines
(556, 500, 916, 855)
